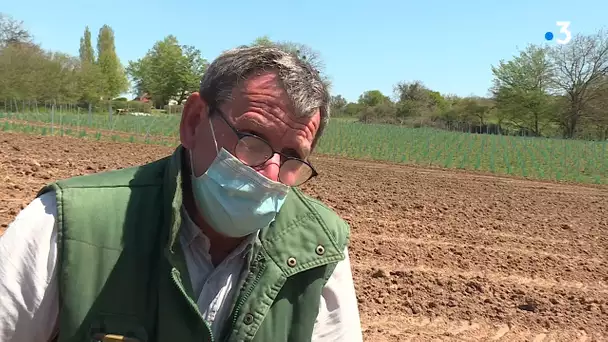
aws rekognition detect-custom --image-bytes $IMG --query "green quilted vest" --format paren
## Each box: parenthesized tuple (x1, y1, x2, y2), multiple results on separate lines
(37, 146, 350, 342)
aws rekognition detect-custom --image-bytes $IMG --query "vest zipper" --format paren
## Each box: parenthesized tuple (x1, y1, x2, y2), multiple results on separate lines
(228, 254, 266, 339)
(171, 270, 215, 342)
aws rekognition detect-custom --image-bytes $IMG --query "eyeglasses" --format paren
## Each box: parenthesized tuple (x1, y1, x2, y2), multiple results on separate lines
(213, 109, 318, 186)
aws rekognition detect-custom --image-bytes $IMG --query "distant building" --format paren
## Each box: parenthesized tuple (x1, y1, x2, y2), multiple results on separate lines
(133, 93, 151, 103)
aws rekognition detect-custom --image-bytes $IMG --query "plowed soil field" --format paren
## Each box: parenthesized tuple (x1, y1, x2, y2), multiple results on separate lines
(1, 131, 607, 341)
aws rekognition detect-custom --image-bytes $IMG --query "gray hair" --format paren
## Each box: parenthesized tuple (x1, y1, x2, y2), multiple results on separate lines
(199, 45, 330, 147)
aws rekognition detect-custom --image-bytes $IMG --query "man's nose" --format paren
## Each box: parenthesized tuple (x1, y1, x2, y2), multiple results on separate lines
(255, 153, 281, 182)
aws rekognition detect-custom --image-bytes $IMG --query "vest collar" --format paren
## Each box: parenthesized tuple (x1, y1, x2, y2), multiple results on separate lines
(163, 144, 186, 253)
(162, 144, 345, 277)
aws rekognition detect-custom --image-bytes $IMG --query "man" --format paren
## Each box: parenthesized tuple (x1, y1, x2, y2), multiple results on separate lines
(0, 46, 363, 341)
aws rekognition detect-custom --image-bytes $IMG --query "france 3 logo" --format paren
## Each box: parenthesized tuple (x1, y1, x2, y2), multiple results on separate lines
(544, 22, 571, 45)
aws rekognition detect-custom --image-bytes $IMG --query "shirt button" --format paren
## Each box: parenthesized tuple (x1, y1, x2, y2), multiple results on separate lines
(244, 313, 254, 325)
(287, 257, 297, 267)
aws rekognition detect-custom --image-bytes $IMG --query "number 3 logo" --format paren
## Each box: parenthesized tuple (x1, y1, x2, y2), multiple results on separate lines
(556, 21, 572, 45)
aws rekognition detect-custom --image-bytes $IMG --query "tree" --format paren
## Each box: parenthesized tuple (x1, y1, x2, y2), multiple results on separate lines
(78, 26, 102, 103)
(248, 36, 325, 73)
(276, 42, 325, 75)
(355, 90, 396, 123)
(280, 41, 332, 89)
(0, 40, 81, 103)
(79, 26, 95, 64)
(0, 42, 43, 99)
(43, 52, 80, 103)
(491, 44, 554, 136)
(127, 35, 208, 107)
(549, 29, 608, 138)
(0, 13, 32, 47)
(248, 36, 332, 89)
(358, 103, 397, 124)
(0, 17, 95, 105)
(251, 35, 274, 47)
(179, 45, 208, 103)
(97, 25, 128, 99)
(358, 90, 391, 107)
(583, 75, 608, 139)
(330, 95, 348, 116)
(77, 60, 103, 104)
(393, 81, 446, 120)
(457, 97, 492, 126)
(343, 102, 364, 117)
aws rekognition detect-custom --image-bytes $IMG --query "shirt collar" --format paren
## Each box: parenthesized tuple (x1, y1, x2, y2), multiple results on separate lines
(180, 205, 258, 259)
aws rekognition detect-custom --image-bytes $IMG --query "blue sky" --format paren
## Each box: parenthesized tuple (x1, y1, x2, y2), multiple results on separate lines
(3, 0, 607, 102)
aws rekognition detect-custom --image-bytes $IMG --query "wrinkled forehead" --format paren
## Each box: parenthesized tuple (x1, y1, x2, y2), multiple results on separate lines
(224, 73, 309, 120)
(210, 72, 321, 149)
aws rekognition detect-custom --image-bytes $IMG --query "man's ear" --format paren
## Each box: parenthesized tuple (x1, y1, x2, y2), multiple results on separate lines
(180, 92, 208, 149)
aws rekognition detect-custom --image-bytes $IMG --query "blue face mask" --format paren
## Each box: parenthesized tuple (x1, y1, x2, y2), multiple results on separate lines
(189, 118, 291, 238)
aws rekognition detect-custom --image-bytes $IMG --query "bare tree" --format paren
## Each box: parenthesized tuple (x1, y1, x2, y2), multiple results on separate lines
(276, 41, 325, 75)
(0, 13, 32, 47)
(585, 75, 608, 139)
(274, 40, 331, 89)
(247, 37, 330, 88)
(550, 29, 608, 137)
(393, 80, 429, 103)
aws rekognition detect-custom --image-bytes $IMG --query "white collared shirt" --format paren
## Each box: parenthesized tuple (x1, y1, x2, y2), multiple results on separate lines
(0, 191, 363, 342)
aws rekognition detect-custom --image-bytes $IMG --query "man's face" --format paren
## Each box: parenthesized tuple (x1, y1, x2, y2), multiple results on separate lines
(180, 71, 321, 183)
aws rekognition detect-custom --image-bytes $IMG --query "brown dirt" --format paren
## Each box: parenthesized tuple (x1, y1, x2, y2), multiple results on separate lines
(1, 131, 607, 342)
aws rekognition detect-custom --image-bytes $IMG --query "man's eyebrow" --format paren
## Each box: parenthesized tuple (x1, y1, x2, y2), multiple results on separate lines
(240, 127, 271, 142)
(236, 115, 270, 138)
(245, 128, 308, 157)
(236, 114, 312, 158)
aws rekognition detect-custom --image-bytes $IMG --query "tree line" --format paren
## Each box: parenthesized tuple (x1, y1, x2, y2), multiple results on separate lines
(0, 14, 127, 106)
(337, 35, 608, 140)
(0, 12, 606, 139)
(330, 33, 608, 140)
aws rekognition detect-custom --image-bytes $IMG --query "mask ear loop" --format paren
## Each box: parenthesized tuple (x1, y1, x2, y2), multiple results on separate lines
(208, 114, 219, 153)
(190, 109, 220, 177)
